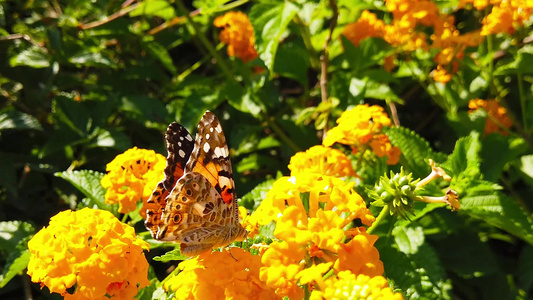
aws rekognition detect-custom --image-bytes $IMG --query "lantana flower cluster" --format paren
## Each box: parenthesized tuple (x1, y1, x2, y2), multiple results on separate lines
(100, 147, 166, 215)
(468, 98, 513, 135)
(323, 104, 401, 165)
(27, 208, 149, 300)
(342, 0, 532, 83)
(214, 11, 259, 63)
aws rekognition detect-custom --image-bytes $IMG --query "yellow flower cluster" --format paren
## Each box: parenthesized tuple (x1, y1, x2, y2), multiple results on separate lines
(246, 170, 383, 298)
(214, 11, 259, 63)
(311, 271, 404, 300)
(101, 147, 166, 215)
(27, 208, 150, 300)
(323, 104, 401, 165)
(460, 0, 533, 35)
(288, 145, 355, 177)
(468, 99, 512, 135)
(164, 249, 278, 300)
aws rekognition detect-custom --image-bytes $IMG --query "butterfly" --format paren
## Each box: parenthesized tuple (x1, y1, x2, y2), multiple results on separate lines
(144, 111, 248, 256)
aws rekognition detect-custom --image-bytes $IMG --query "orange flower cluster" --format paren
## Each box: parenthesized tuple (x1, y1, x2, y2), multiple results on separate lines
(164, 249, 278, 300)
(246, 171, 383, 298)
(460, 0, 533, 35)
(27, 208, 150, 300)
(101, 147, 166, 214)
(288, 145, 355, 177)
(342, 1, 488, 83)
(323, 104, 401, 165)
(310, 271, 404, 300)
(468, 99, 512, 135)
(214, 11, 259, 63)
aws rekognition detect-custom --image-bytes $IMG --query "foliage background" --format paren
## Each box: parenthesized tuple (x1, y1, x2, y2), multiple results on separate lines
(0, 0, 532, 299)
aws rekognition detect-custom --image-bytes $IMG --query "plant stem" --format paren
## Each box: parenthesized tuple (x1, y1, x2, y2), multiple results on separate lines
(517, 72, 527, 130)
(176, 0, 233, 79)
(367, 205, 390, 234)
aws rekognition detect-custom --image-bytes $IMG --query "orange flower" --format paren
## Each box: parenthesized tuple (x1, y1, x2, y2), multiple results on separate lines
(370, 134, 402, 165)
(27, 208, 149, 299)
(214, 11, 258, 62)
(100, 147, 166, 215)
(165, 249, 278, 300)
(432, 65, 453, 84)
(481, 5, 515, 35)
(288, 145, 355, 177)
(342, 10, 385, 46)
(468, 99, 512, 135)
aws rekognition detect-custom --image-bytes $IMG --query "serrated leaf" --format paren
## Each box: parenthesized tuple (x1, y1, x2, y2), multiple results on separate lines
(55, 170, 112, 211)
(0, 250, 30, 288)
(9, 46, 51, 68)
(480, 135, 527, 181)
(0, 221, 35, 253)
(0, 109, 43, 131)
(153, 248, 188, 262)
(250, 0, 299, 73)
(379, 239, 451, 299)
(443, 132, 481, 177)
(384, 126, 446, 178)
(461, 193, 533, 245)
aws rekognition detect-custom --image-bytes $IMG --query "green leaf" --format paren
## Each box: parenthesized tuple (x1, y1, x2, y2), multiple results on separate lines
(69, 51, 116, 68)
(192, 0, 230, 15)
(9, 46, 51, 68)
(55, 170, 113, 212)
(130, 0, 176, 20)
(480, 135, 527, 181)
(517, 154, 533, 186)
(273, 41, 310, 87)
(384, 126, 446, 179)
(443, 132, 481, 177)
(0, 221, 35, 253)
(495, 49, 533, 75)
(153, 248, 188, 262)
(222, 81, 263, 116)
(94, 128, 132, 150)
(431, 231, 498, 277)
(121, 95, 169, 124)
(142, 41, 177, 75)
(240, 178, 276, 211)
(379, 239, 451, 299)
(0, 109, 42, 131)
(0, 250, 30, 288)
(52, 94, 91, 135)
(517, 245, 533, 292)
(460, 193, 533, 245)
(341, 36, 389, 74)
(250, 0, 299, 73)
(393, 224, 425, 255)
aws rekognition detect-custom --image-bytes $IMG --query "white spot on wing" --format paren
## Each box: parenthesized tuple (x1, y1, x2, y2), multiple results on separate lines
(178, 141, 182, 147)
(179, 149, 186, 158)
(185, 135, 193, 141)
(214, 146, 228, 158)
(206, 133, 210, 140)
(210, 127, 214, 132)
(203, 142, 210, 153)
(215, 125, 222, 133)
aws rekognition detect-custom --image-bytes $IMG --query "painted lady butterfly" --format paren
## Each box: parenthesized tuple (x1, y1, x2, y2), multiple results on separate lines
(144, 111, 248, 256)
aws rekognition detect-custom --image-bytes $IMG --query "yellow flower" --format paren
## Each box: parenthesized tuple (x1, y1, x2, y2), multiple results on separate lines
(27, 208, 149, 300)
(335, 228, 384, 277)
(214, 11, 259, 62)
(288, 145, 355, 177)
(310, 271, 404, 300)
(101, 147, 166, 215)
(342, 10, 385, 47)
(481, 5, 515, 35)
(165, 249, 278, 300)
(468, 99, 512, 135)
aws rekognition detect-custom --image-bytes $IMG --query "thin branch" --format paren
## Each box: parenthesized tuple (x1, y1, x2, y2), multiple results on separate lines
(79, 2, 141, 30)
(320, 0, 339, 139)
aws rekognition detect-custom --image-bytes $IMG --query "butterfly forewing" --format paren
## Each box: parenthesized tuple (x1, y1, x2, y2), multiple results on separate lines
(144, 122, 194, 237)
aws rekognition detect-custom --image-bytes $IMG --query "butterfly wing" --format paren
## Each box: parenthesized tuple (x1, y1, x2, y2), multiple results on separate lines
(151, 111, 247, 255)
(144, 122, 194, 237)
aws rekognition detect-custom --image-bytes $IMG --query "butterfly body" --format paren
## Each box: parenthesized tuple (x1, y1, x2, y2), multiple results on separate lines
(144, 111, 247, 256)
